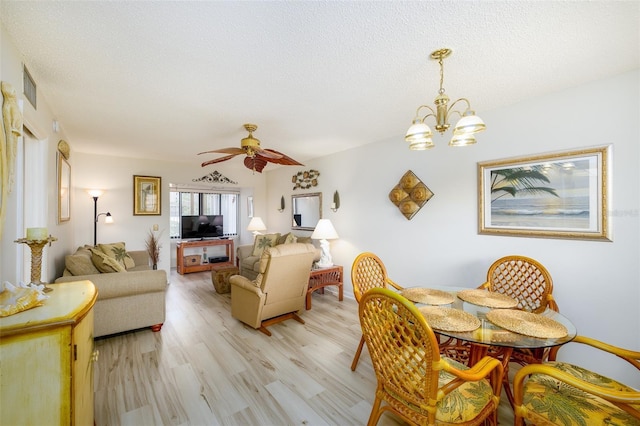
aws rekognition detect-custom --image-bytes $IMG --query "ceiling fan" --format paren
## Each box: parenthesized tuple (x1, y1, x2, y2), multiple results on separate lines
(199, 123, 303, 173)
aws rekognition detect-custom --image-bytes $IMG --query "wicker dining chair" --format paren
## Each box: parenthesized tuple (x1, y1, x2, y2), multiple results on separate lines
(359, 288, 504, 426)
(440, 255, 559, 406)
(513, 335, 640, 426)
(350, 252, 403, 371)
(479, 255, 557, 314)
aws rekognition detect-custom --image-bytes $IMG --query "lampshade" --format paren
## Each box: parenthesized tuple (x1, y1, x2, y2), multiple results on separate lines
(311, 219, 339, 240)
(453, 112, 486, 135)
(409, 138, 435, 150)
(104, 213, 114, 223)
(247, 216, 267, 232)
(405, 121, 433, 145)
(449, 133, 477, 147)
(87, 189, 104, 197)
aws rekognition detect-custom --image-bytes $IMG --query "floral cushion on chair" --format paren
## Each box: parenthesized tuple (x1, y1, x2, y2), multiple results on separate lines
(387, 357, 496, 423)
(522, 361, 640, 426)
(436, 358, 496, 423)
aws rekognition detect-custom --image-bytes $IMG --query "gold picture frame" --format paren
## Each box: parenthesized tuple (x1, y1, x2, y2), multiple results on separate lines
(133, 175, 161, 216)
(478, 145, 611, 241)
(57, 153, 71, 222)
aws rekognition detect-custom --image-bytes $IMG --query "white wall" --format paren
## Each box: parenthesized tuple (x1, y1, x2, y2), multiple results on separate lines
(266, 70, 640, 387)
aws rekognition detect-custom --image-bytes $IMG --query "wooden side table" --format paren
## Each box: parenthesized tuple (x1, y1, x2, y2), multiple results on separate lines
(306, 265, 343, 310)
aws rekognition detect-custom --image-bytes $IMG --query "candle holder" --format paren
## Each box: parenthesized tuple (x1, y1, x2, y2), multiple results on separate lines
(14, 236, 58, 292)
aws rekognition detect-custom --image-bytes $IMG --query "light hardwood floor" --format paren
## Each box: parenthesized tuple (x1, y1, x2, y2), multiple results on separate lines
(94, 270, 515, 425)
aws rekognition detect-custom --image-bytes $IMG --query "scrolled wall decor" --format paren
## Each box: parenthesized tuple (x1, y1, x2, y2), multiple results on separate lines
(292, 169, 320, 190)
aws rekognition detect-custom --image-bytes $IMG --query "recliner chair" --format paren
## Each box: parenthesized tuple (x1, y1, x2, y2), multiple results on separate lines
(229, 243, 316, 336)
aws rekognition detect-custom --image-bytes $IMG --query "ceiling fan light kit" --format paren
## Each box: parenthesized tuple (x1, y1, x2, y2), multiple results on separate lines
(199, 123, 303, 173)
(405, 48, 486, 150)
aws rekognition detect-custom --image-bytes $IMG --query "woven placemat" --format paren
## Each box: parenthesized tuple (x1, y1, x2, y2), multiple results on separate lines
(485, 309, 568, 339)
(400, 288, 455, 305)
(418, 306, 481, 332)
(457, 289, 518, 308)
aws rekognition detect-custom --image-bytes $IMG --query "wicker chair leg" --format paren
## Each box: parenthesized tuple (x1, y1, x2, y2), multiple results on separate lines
(351, 335, 366, 371)
(366, 394, 383, 426)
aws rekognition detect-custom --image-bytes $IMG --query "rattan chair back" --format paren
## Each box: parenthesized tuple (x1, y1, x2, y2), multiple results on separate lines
(350, 252, 402, 371)
(351, 252, 392, 302)
(359, 288, 444, 424)
(484, 255, 556, 314)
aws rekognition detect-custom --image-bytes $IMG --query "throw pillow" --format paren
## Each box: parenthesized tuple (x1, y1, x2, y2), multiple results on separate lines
(296, 236, 312, 244)
(276, 232, 297, 245)
(251, 233, 280, 257)
(65, 247, 100, 276)
(98, 242, 135, 269)
(90, 248, 127, 273)
(283, 233, 297, 244)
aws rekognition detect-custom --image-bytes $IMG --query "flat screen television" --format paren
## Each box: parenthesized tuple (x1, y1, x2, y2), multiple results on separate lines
(181, 215, 223, 239)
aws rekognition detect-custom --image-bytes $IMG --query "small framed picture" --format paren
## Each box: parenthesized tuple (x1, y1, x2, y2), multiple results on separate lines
(133, 175, 161, 216)
(478, 145, 611, 241)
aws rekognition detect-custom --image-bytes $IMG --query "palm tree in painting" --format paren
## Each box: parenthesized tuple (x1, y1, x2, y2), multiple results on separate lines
(490, 166, 559, 202)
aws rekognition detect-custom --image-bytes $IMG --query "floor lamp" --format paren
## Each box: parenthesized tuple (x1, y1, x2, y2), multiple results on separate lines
(88, 189, 113, 246)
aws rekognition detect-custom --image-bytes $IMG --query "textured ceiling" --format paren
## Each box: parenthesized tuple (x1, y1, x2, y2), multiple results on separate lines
(1, 1, 638, 168)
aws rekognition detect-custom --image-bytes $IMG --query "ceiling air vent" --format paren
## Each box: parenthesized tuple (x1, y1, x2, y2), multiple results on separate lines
(23, 65, 36, 109)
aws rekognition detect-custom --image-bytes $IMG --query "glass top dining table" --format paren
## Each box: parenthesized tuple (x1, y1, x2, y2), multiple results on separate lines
(411, 286, 577, 350)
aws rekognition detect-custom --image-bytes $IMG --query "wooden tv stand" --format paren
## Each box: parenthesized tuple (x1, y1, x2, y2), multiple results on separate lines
(176, 238, 235, 275)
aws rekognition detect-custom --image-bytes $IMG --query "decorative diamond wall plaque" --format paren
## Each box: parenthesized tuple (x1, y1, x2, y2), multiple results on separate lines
(389, 170, 434, 220)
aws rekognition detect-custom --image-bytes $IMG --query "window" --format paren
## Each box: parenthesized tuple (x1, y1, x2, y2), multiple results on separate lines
(169, 189, 238, 238)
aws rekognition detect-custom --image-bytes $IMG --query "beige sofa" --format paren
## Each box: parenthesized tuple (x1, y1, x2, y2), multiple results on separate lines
(55, 247, 167, 338)
(237, 232, 319, 280)
(230, 243, 317, 336)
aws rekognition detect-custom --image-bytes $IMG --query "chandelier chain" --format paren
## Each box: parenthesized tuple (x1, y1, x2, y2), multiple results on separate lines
(438, 55, 445, 95)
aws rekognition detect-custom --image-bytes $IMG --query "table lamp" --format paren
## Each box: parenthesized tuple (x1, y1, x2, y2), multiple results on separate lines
(247, 217, 267, 236)
(311, 219, 339, 267)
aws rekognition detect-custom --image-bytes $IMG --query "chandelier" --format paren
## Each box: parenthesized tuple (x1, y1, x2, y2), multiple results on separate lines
(405, 48, 486, 150)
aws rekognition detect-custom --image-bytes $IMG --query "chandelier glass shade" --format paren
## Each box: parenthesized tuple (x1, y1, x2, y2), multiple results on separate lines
(406, 48, 486, 150)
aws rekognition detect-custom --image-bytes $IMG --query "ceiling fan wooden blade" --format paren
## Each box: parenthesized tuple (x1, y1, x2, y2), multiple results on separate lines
(198, 147, 245, 156)
(254, 147, 283, 159)
(261, 149, 304, 166)
(200, 153, 240, 167)
(244, 156, 267, 173)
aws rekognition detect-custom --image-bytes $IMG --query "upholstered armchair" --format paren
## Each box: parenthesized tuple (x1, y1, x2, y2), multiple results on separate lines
(229, 243, 317, 336)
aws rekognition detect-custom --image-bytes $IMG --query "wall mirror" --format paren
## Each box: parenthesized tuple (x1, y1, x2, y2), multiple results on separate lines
(292, 192, 322, 231)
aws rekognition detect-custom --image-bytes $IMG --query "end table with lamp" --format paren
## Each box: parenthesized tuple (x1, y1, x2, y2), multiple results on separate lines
(306, 264, 343, 310)
(307, 218, 342, 309)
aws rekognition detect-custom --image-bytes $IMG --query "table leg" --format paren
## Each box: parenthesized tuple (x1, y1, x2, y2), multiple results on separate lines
(469, 343, 512, 400)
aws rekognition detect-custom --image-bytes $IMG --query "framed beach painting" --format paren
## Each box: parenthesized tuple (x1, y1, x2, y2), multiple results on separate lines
(478, 145, 611, 241)
(133, 175, 161, 215)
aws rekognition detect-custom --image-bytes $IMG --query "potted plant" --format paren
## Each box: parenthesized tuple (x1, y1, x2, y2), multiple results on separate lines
(145, 229, 162, 269)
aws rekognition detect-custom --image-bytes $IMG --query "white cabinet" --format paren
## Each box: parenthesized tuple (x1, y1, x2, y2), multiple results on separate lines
(0, 281, 97, 425)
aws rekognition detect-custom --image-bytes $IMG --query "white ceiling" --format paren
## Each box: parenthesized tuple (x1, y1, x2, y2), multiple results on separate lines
(1, 1, 638, 169)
